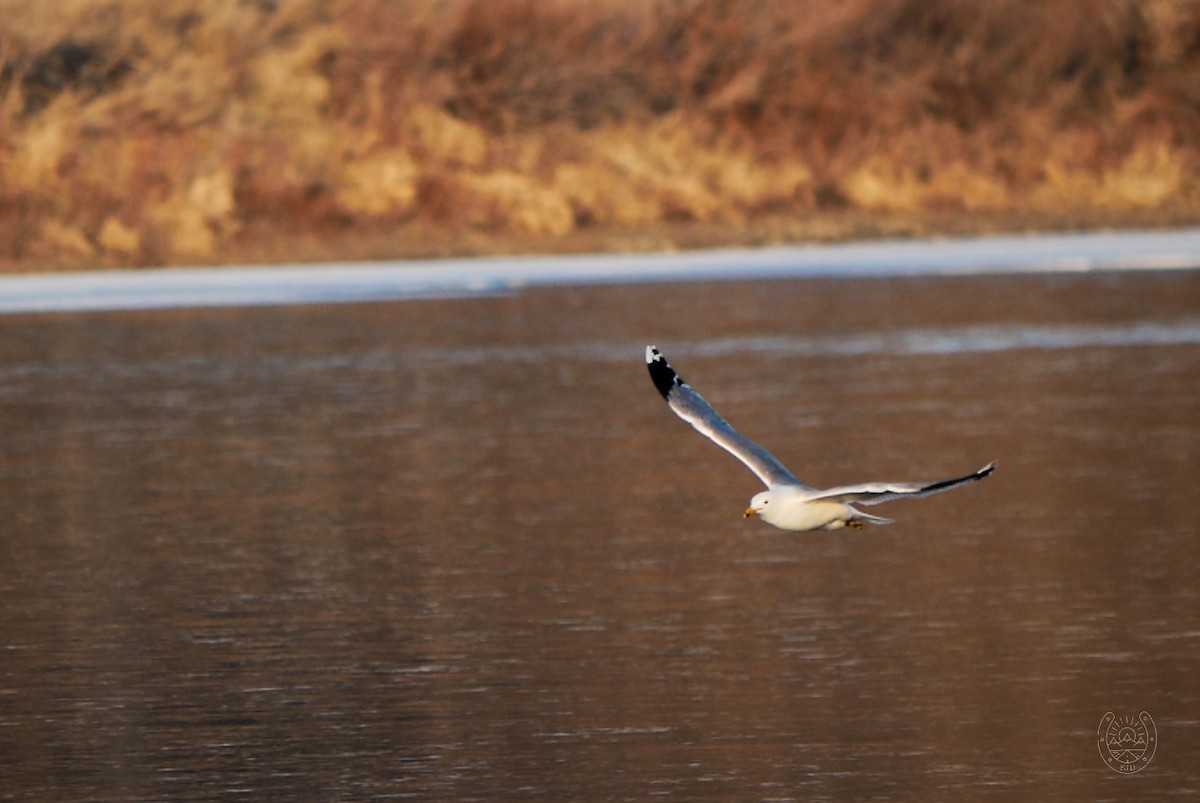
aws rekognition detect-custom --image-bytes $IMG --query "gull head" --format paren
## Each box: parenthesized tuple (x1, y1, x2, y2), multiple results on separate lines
(745, 489, 773, 519)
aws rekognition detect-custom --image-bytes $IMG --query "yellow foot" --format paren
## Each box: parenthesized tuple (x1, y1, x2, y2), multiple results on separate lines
(847, 520, 865, 529)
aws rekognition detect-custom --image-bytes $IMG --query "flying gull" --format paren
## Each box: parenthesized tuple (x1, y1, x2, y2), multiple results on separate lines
(646, 345, 994, 531)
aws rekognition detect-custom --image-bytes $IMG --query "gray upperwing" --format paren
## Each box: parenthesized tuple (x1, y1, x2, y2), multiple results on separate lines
(647, 346, 806, 489)
(807, 462, 995, 505)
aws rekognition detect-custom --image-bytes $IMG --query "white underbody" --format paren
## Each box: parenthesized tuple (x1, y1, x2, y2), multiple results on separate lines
(748, 486, 892, 532)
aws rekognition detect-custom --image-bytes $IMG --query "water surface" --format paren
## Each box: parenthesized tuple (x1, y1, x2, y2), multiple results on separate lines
(1, 269, 1198, 800)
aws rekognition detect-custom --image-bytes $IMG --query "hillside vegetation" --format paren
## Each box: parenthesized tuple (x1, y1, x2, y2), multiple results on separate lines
(2, 0, 1200, 270)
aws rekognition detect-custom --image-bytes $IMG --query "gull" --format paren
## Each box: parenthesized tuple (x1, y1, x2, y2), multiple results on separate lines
(646, 345, 994, 531)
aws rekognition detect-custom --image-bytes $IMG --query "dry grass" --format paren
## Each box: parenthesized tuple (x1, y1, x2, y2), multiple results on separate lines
(2, 0, 1200, 270)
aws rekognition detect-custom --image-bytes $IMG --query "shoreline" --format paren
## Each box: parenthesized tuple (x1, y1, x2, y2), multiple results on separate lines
(3, 226, 1198, 315)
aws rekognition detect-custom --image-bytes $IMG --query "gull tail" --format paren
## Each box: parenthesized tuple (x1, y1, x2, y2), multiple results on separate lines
(850, 509, 894, 527)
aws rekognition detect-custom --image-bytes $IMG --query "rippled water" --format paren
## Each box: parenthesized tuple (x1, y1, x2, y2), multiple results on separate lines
(1, 269, 1197, 800)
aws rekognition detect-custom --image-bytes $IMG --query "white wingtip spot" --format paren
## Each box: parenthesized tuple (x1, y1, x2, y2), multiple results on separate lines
(646, 345, 659, 363)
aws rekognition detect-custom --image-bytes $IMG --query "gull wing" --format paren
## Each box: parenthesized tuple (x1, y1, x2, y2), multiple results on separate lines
(646, 346, 807, 489)
(806, 462, 995, 505)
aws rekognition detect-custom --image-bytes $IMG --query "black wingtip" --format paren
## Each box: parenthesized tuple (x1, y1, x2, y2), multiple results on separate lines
(919, 461, 996, 494)
(645, 345, 681, 400)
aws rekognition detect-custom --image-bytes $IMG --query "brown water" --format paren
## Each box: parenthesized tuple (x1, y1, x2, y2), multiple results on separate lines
(1, 270, 1198, 801)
